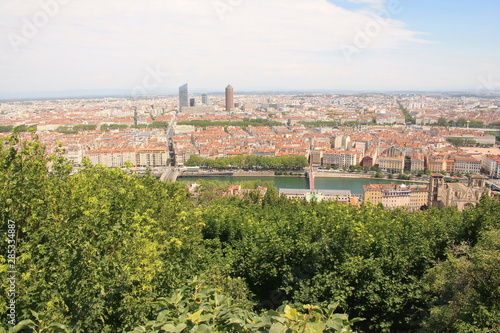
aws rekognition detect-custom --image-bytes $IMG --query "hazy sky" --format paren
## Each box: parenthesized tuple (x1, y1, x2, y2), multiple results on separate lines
(1, 0, 499, 96)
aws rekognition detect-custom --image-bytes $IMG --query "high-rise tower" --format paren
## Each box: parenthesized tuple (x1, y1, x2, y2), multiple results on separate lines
(179, 83, 188, 111)
(225, 84, 234, 111)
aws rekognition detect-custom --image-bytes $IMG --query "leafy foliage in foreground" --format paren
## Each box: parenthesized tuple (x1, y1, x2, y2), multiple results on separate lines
(0, 133, 499, 332)
(421, 229, 500, 332)
(0, 133, 210, 332)
(129, 278, 363, 333)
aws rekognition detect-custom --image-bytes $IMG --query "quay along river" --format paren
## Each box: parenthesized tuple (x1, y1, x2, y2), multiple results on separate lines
(177, 175, 416, 195)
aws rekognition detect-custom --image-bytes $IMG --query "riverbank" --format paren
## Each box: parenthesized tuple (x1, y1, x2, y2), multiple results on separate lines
(179, 170, 275, 178)
(314, 171, 429, 184)
(178, 170, 429, 185)
(315, 172, 373, 179)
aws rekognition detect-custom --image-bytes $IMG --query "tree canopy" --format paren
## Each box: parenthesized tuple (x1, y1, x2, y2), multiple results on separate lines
(1, 133, 499, 332)
(185, 154, 308, 170)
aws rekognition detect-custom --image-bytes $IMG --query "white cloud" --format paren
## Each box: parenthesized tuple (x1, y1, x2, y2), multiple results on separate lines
(0, 0, 430, 92)
(342, 0, 387, 10)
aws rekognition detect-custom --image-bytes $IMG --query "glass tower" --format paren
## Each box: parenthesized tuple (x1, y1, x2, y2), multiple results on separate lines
(179, 83, 188, 111)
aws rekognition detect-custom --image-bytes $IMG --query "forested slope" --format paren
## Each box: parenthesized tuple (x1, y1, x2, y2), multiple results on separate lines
(1, 133, 499, 332)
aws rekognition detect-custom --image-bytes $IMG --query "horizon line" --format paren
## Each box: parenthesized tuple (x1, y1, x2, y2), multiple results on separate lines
(1, 88, 499, 102)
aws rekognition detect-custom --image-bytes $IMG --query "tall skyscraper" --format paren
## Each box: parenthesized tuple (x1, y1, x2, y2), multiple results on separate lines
(202, 94, 208, 105)
(179, 83, 188, 111)
(225, 84, 234, 111)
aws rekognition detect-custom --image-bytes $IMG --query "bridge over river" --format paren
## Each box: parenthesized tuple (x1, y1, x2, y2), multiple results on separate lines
(160, 167, 180, 182)
(486, 179, 500, 191)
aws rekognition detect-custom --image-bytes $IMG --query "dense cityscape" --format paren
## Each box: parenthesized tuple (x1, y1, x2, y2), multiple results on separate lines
(2, 88, 500, 170)
(2, 86, 500, 210)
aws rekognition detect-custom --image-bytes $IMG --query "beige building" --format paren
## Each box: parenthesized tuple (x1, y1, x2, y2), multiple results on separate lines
(428, 174, 486, 211)
(64, 146, 84, 165)
(428, 154, 447, 173)
(310, 150, 323, 167)
(377, 146, 405, 172)
(410, 153, 425, 172)
(363, 183, 429, 210)
(322, 150, 362, 168)
(87, 149, 137, 168)
(453, 156, 481, 175)
(482, 155, 500, 177)
(332, 135, 351, 150)
(86, 148, 168, 168)
(445, 158, 455, 173)
(136, 148, 169, 167)
(409, 185, 430, 210)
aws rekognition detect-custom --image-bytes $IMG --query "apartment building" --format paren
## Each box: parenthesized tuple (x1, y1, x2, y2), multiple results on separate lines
(377, 146, 405, 172)
(322, 150, 362, 168)
(364, 183, 411, 208)
(136, 148, 169, 167)
(482, 155, 500, 177)
(427, 154, 447, 173)
(332, 135, 351, 149)
(310, 150, 323, 167)
(453, 156, 481, 174)
(86, 148, 168, 168)
(410, 153, 425, 172)
(408, 185, 430, 210)
(363, 183, 429, 210)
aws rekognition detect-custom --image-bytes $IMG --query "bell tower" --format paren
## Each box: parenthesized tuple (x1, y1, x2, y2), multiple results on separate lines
(468, 175, 485, 189)
(429, 173, 445, 208)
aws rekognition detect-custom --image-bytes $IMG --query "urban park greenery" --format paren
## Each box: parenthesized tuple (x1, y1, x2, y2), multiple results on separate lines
(0, 132, 499, 332)
(185, 154, 308, 170)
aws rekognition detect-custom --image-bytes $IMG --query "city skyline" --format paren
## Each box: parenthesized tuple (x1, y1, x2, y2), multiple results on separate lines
(1, 0, 500, 98)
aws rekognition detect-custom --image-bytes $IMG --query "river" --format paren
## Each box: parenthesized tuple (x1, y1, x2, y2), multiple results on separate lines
(178, 176, 412, 195)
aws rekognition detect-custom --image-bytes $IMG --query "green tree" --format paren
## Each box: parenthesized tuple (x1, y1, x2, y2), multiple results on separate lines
(0, 125, 14, 133)
(397, 101, 415, 124)
(0, 134, 210, 332)
(456, 118, 467, 127)
(149, 121, 169, 129)
(185, 154, 204, 166)
(421, 229, 500, 332)
(437, 117, 448, 127)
